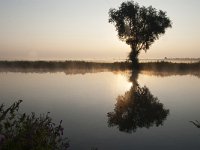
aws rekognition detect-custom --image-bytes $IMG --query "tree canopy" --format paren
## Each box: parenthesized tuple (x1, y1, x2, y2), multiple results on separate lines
(109, 1, 172, 67)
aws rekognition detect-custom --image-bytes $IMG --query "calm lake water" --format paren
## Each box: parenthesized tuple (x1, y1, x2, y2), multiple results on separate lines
(0, 69, 200, 150)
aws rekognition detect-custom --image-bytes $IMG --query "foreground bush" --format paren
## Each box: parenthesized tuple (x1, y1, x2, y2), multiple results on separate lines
(0, 100, 69, 150)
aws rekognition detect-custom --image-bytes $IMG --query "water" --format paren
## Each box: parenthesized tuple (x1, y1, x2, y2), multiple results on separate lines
(0, 68, 200, 150)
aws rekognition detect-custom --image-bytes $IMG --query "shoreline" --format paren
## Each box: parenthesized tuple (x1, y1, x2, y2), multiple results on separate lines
(0, 61, 199, 77)
(0, 60, 199, 69)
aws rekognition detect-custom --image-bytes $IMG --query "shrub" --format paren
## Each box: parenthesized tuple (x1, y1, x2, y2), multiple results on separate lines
(0, 100, 69, 150)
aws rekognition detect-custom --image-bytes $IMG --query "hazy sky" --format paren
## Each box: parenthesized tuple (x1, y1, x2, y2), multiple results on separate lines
(0, 0, 200, 60)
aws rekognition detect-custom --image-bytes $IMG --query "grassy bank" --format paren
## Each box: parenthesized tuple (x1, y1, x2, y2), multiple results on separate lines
(0, 60, 130, 70)
(0, 60, 199, 76)
(140, 61, 200, 77)
(140, 61, 200, 70)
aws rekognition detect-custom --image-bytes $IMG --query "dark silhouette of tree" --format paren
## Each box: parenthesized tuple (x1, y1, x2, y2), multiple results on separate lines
(0, 100, 69, 150)
(109, 1, 172, 68)
(107, 71, 169, 133)
(190, 120, 200, 128)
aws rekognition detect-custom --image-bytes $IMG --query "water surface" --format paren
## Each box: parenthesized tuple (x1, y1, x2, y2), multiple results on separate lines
(0, 68, 200, 150)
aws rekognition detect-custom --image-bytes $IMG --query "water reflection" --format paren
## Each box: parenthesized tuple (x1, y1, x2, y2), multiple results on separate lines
(0, 62, 200, 149)
(190, 120, 200, 128)
(107, 71, 169, 133)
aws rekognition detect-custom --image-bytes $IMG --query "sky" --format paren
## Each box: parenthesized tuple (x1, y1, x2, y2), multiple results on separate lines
(0, 0, 200, 61)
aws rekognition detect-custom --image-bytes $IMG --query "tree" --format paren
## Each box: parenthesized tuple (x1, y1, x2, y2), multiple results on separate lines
(109, 1, 172, 68)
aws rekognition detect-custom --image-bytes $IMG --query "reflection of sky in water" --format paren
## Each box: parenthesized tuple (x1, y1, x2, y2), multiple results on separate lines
(0, 71, 200, 150)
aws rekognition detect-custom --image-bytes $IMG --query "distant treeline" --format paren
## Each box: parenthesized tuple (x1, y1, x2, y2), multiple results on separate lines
(140, 61, 200, 77)
(0, 60, 130, 70)
(0, 60, 199, 77)
(140, 61, 200, 71)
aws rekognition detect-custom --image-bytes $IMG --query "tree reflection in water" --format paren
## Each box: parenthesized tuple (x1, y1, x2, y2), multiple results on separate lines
(107, 71, 169, 133)
(190, 120, 200, 128)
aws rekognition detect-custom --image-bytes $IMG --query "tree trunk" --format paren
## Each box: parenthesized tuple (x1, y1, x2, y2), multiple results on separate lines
(129, 46, 139, 69)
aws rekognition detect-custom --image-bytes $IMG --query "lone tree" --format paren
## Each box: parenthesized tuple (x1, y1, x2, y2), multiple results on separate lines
(109, 1, 172, 68)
